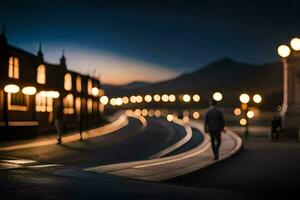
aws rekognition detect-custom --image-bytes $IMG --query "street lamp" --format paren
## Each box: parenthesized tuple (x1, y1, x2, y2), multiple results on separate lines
(213, 92, 223, 102)
(238, 93, 262, 139)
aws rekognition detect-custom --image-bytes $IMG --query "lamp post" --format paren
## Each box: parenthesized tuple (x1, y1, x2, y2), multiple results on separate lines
(237, 93, 262, 139)
(277, 37, 300, 134)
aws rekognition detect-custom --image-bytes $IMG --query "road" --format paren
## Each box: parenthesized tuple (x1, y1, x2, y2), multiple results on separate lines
(0, 117, 187, 167)
(1, 117, 299, 199)
(169, 141, 300, 199)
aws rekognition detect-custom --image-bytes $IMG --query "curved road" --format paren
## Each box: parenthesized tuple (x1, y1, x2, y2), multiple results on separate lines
(0, 117, 187, 167)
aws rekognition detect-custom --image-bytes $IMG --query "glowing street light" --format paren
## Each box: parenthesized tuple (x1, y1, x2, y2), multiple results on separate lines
(100, 96, 109, 105)
(183, 94, 191, 103)
(110, 98, 116, 106)
(162, 94, 169, 102)
(192, 94, 200, 102)
(91, 87, 99, 97)
(130, 96, 137, 103)
(253, 94, 262, 104)
(122, 96, 129, 104)
(115, 97, 123, 106)
(277, 45, 291, 58)
(136, 95, 143, 103)
(193, 111, 200, 119)
(239, 93, 250, 104)
(213, 92, 223, 101)
(142, 109, 148, 116)
(234, 108, 241, 116)
(154, 110, 161, 117)
(290, 37, 300, 51)
(169, 94, 176, 102)
(22, 86, 37, 95)
(4, 84, 20, 93)
(240, 118, 247, 126)
(167, 114, 174, 122)
(144, 95, 152, 103)
(247, 110, 255, 119)
(153, 94, 161, 102)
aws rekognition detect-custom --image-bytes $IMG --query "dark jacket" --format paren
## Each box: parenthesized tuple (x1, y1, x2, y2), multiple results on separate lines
(204, 106, 225, 134)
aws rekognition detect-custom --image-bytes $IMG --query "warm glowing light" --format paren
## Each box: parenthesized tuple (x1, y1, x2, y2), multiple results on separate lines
(152, 94, 160, 102)
(234, 108, 241, 116)
(167, 114, 174, 122)
(64, 73, 72, 91)
(100, 96, 109, 105)
(148, 109, 155, 117)
(4, 84, 20, 93)
(47, 91, 60, 99)
(110, 98, 116, 106)
(290, 37, 300, 51)
(247, 111, 255, 119)
(193, 94, 200, 102)
(169, 94, 176, 102)
(37, 65, 46, 84)
(22, 86, 36, 95)
(130, 96, 137, 103)
(277, 45, 291, 58)
(136, 95, 143, 103)
(162, 94, 169, 102)
(213, 92, 223, 101)
(253, 94, 262, 104)
(144, 95, 152, 103)
(92, 87, 99, 97)
(142, 109, 148, 116)
(115, 97, 123, 106)
(239, 93, 250, 104)
(240, 118, 247, 126)
(154, 110, 161, 117)
(122, 96, 129, 104)
(183, 94, 191, 103)
(183, 116, 190, 123)
(193, 111, 200, 119)
(134, 109, 142, 116)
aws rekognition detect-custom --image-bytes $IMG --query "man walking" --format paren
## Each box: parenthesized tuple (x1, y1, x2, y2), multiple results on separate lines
(204, 99, 226, 160)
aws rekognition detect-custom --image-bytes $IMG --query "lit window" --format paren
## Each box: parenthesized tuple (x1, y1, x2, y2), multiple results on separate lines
(64, 73, 72, 91)
(76, 76, 82, 92)
(8, 56, 19, 79)
(35, 92, 53, 112)
(87, 79, 92, 95)
(8, 92, 28, 111)
(63, 94, 74, 114)
(75, 97, 81, 115)
(37, 65, 46, 84)
(87, 98, 92, 114)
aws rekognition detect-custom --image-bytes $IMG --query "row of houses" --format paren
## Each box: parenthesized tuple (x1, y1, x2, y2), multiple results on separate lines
(0, 28, 105, 139)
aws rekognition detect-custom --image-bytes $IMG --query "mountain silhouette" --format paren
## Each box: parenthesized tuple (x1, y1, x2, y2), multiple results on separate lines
(104, 57, 282, 109)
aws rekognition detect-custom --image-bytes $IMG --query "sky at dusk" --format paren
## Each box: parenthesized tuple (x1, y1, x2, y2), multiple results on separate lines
(1, 0, 300, 84)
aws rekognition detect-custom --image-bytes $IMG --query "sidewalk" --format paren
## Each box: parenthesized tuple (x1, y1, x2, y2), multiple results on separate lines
(86, 120, 242, 181)
(0, 114, 128, 151)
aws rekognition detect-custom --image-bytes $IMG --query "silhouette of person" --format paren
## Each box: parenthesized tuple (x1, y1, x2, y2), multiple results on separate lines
(54, 100, 64, 144)
(78, 108, 84, 140)
(204, 99, 226, 160)
(271, 114, 282, 139)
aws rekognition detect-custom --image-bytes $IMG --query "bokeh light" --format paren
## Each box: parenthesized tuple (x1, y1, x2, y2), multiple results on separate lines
(277, 45, 291, 58)
(213, 92, 223, 101)
(239, 93, 250, 104)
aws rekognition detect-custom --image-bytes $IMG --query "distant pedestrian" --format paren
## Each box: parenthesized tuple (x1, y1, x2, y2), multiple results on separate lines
(204, 99, 226, 160)
(78, 109, 84, 140)
(54, 100, 64, 144)
(271, 114, 282, 139)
